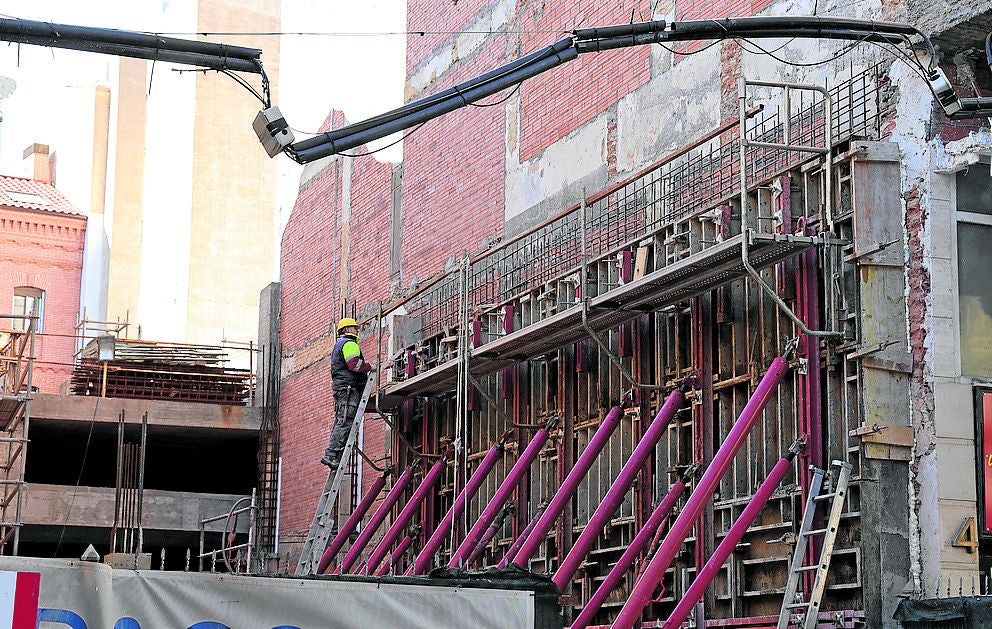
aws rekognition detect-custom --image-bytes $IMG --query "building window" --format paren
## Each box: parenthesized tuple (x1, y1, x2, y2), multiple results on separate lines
(957, 161, 992, 378)
(12, 287, 44, 333)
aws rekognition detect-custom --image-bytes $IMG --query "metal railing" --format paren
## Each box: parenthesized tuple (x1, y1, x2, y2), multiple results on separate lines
(389, 63, 887, 350)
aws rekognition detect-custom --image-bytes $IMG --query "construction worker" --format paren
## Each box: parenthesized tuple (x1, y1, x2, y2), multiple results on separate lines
(321, 317, 374, 469)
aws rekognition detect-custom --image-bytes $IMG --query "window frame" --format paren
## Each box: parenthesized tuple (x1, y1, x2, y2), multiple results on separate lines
(12, 286, 44, 333)
(954, 158, 992, 381)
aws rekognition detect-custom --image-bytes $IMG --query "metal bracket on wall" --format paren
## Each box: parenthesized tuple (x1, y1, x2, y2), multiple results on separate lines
(738, 77, 843, 341)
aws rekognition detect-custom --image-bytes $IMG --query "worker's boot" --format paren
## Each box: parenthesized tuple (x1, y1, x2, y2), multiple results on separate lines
(320, 455, 339, 469)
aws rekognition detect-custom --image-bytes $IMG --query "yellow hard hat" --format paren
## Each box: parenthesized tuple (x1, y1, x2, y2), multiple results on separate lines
(336, 317, 359, 332)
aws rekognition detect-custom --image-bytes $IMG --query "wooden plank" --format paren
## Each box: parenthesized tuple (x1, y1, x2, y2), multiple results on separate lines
(30, 394, 262, 432)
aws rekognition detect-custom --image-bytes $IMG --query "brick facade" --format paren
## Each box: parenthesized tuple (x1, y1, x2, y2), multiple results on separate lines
(0, 192, 86, 394)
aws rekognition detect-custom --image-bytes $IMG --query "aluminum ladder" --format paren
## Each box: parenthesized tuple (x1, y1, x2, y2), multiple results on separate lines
(295, 377, 375, 575)
(777, 459, 853, 629)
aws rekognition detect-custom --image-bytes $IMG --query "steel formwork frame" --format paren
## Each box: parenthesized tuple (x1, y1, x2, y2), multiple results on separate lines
(334, 63, 897, 626)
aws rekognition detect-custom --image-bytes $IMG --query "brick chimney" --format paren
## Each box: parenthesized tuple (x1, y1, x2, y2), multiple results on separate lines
(23, 143, 52, 185)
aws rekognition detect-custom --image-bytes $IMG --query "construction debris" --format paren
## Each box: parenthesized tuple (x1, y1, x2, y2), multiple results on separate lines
(70, 338, 254, 405)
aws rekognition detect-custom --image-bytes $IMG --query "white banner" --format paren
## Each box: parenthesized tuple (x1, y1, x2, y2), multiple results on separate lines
(0, 557, 538, 629)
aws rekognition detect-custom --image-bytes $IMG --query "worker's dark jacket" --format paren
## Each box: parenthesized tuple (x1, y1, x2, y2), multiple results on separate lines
(331, 332, 370, 394)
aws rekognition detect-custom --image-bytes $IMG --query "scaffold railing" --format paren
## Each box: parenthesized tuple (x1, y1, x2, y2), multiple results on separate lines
(390, 62, 887, 354)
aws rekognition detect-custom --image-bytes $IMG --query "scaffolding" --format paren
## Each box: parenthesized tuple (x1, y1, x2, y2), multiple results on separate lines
(316, 62, 902, 627)
(0, 313, 36, 554)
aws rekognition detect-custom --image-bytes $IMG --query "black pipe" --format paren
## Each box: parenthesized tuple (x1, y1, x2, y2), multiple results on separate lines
(293, 46, 579, 162)
(0, 17, 261, 61)
(948, 97, 992, 119)
(671, 16, 918, 37)
(575, 27, 907, 54)
(573, 20, 666, 41)
(292, 37, 575, 151)
(2, 34, 262, 73)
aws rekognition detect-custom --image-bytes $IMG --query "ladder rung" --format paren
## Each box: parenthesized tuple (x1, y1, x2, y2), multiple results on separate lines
(813, 492, 840, 501)
(804, 528, 829, 536)
(794, 565, 821, 572)
(786, 602, 811, 608)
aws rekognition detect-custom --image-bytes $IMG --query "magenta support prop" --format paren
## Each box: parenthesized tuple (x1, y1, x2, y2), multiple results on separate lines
(508, 406, 623, 567)
(552, 387, 687, 589)
(408, 434, 509, 575)
(336, 465, 416, 574)
(317, 470, 390, 574)
(612, 350, 794, 628)
(375, 533, 415, 576)
(466, 501, 514, 566)
(663, 441, 803, 629)
(448, 425, 551, 568)
(364, 447, 453, 575)
(570, 476, 688, 629)
(496, 504, 545, 570)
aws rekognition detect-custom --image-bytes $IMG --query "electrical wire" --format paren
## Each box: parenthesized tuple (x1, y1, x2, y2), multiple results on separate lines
(54, 396, 100, 557)
(735, 34, 874, 67)
(220, 68, 267, 104)
(334, 122, 425, 158)
(468, 83, 521, 107)
(654, 38, 723, 57)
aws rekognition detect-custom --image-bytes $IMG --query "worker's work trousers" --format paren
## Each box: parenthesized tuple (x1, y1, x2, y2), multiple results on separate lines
(323, 386, 361, 464)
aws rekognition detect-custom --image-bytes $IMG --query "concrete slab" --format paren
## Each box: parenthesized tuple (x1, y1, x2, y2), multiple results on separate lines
(30, 393, 262, 432)
(22, 483, 251, 533)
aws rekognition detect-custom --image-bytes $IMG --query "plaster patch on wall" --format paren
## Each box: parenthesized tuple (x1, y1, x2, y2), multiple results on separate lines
(615, 45, 721, 173)
(504, 117, 607, 221)
(406, 0, 516, 98)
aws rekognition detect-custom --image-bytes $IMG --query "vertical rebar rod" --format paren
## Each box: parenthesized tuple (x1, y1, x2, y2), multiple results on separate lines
(663, 442, 803, 629)
(613, 352, 794, 628)
(137, 411, 147, 554)
(570, 476, 688, 629)
(552, 388, 685, 589)
(507, 405, 623, 568)
(410, 435, 507, 574)
(447, 426, 551, 568)
(336, 465, 416, 574)
(13, 319, 34, 554)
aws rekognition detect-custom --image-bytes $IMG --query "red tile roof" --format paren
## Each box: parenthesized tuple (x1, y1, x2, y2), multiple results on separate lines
(0, 175, 84, 217)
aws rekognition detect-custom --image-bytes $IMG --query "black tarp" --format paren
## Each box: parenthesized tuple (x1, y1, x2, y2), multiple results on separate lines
(894, 596, 992, 627)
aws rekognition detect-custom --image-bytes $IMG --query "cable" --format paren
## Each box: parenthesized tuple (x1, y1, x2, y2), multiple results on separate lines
(736, 34, 873, 67)
(220, 69, 267, 104)
(54, 396, 99, 557)
(468, 83, 520, 107)
(335, 122, 425, 158)
(654, 38, 723, 57)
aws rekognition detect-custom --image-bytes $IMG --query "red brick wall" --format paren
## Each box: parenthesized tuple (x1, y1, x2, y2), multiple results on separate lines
(400, 36, 507, 281)
(517, 1, 652, 160)
(279, 163, 342, 354)
(0, 207, 85, 393)
(278, 131, 398, 543)
(278, 359, 335, 536)
(407, 0, 493, 74)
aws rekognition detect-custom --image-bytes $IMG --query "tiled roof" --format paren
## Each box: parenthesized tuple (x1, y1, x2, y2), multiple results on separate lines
(0, 175, 84, 217)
